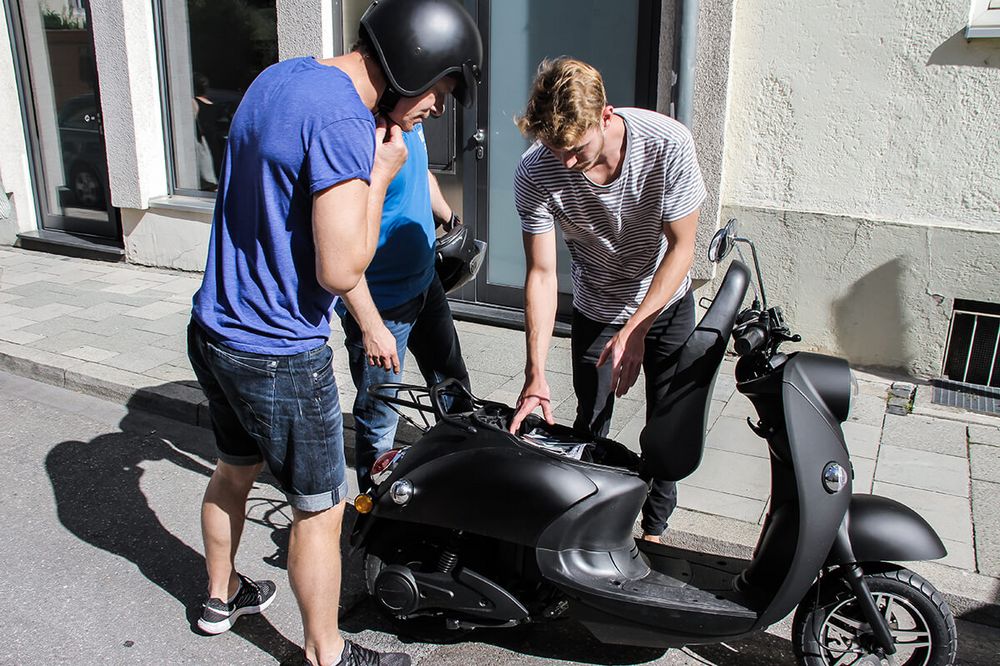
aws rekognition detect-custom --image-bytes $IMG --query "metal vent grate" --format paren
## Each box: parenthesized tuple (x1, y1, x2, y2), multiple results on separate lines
(942, 299, 1000, 389)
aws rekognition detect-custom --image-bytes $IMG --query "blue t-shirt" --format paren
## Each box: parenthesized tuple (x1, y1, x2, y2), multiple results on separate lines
(337, 124, 436, 316)
(192, 57, 375, 354)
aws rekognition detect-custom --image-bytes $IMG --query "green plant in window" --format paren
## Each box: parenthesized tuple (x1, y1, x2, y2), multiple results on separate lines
(42, 8, 85, 30)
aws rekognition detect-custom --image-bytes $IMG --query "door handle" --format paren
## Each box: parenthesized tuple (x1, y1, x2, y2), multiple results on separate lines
(469, 129, 486, 160)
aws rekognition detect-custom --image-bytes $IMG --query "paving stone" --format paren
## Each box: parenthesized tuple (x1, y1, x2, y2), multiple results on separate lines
(969, 425, 1000, 448)
(123, 300, 191, 321)
(0, 292, 23, 303)
(873, 481, 972, 545)
(0, 329, 46, 345)
(849, 392, 886, 427)
(720, 392, 756, 420)
(0, 340, 86, 386)
(842, 420, 880, 459)
(28, 330, 111, 355)
(134, 313, 191, 337)
(875, 444, 969, 497)
(881, 413, 968, 457)
(101, 348, 188, 374)
(0, 271, 60, 286)
(938, 538, 977, 572)
(63, 362, 154, 403)
(684, 448, 771, 500)
(852, 455, 875, 493)
(0, 303, 30, 318)
(64, 346, 119, 363)
(972, 480, 1000, 577)
(706, 415, 767, 459)
(19, 303, 83, 322)
(707, 398, 726, 429)
(971, 444, 1000, 483)
(0, 316, 36, 332)
(676, 483, 766, 524)
(144, 363, 197, 384)
(616, 413, 644, 452)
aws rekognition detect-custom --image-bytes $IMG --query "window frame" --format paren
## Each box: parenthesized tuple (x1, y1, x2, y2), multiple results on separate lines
(968, 0, 1000, 38)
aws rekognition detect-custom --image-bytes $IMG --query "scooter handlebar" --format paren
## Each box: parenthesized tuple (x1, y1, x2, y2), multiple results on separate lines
(734, 323, 768, 356)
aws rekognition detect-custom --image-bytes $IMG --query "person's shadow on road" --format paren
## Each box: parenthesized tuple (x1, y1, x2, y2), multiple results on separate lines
(44, 384, 300, 663)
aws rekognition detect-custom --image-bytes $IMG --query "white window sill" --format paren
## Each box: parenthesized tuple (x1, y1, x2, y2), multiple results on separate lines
(148, 194, 216, 215)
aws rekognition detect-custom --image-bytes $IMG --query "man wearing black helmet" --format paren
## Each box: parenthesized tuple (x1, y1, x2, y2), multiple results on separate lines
(335, 130, 474, 494)
(186, 1, 481, 664)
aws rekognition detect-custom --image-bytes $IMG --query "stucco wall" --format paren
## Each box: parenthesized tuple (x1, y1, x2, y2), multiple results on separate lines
(717, 0, 1000, 377)
(723, 0, 1000, 230)
(0, 3, 36, 242)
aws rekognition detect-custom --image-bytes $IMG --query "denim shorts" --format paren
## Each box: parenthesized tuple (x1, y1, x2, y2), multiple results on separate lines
(187, 320, 348, 512)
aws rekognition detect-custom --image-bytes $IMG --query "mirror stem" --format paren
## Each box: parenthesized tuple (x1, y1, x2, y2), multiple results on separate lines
(735, 237, 768, 311)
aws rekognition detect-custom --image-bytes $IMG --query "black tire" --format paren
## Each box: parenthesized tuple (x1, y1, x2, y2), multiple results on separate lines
(792, 567, 957, 666)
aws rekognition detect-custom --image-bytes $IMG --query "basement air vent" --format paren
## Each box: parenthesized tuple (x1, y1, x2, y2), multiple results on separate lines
(943, 299, 1000, 388)
(935, 300, 1000, 416)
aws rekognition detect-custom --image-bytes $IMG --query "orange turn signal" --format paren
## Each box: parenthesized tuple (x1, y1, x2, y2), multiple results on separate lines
(354, 493, 374, 514)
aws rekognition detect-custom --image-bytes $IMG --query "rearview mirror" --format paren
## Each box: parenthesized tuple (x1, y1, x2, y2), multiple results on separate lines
(708, 218, 739, 263)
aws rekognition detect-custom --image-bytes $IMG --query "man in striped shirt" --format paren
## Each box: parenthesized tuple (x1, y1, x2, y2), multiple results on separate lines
(508, 57, 706, 542)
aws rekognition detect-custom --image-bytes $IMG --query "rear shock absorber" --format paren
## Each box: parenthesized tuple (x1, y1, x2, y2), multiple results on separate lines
(436, 531, 464, 574)
(436, 550, 459, 574)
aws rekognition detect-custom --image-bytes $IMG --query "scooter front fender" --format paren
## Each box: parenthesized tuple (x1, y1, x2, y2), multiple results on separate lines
(828, 494, 946, 565)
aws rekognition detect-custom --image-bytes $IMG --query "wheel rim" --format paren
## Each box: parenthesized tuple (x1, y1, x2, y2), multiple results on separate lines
(817, 592, 933, 666)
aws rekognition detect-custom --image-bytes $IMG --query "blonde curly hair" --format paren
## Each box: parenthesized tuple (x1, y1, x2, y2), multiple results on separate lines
(515, 57, 607, 149)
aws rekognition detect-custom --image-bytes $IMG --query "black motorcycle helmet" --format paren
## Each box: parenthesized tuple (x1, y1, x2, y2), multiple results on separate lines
(436, 223, 485, 294)
(360, 0, 483, 114)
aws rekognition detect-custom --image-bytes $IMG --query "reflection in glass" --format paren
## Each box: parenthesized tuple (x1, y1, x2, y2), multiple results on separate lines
(160, 0, 278, 193)
(22, 0, 110, 224)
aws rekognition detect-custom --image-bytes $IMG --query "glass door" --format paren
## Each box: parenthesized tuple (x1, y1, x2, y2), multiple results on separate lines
(472, 0, 653, 313)
(12, 0, 119, 241)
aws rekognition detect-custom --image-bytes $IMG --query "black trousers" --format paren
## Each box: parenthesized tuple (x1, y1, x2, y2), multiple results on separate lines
(571, 291, 696, 535)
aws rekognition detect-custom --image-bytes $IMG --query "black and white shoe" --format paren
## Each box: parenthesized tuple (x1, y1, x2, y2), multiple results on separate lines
(340, 639, 411, 666)
(197, 573, 277, 635)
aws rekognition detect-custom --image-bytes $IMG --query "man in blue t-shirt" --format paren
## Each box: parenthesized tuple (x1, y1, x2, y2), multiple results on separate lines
(336, 123, 470, 493)
(185, 2, 481, 664)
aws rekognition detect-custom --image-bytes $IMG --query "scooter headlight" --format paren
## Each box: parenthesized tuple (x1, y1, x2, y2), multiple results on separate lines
(390, 479, 414, 506)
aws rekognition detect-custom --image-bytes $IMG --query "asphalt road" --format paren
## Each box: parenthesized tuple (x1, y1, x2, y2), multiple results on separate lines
(2, 369, 998, 665)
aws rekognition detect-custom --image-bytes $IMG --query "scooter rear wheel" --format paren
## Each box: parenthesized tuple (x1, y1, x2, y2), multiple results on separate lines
(792, 567, 957, 666)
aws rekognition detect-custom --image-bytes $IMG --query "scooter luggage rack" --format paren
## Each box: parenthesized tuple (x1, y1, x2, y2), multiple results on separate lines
(367, 379, 487, 434)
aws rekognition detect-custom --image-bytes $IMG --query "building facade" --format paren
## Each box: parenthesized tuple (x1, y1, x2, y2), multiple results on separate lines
(2, 0, 998, 381)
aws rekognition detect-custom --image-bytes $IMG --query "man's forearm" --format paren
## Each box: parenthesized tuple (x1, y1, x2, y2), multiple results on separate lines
(428, 171, 453, 224)
(339, 276, 383, 333)
(624, 242, 695, 336)
(523, 269, 558, 377)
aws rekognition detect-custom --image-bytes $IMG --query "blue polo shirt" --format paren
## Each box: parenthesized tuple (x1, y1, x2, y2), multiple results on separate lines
(337, 124, 436, 314)
(192, 57, 375, 354)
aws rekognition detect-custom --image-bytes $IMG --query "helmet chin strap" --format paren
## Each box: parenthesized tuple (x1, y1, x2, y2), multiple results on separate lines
(377, 86, 402, 117)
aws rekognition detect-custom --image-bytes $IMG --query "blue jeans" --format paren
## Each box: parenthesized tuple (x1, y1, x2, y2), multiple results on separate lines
(188, 320, 349, 512)
(342, 277, 469, 492)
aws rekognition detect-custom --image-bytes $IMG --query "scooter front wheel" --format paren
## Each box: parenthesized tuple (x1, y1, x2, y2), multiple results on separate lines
(792, 567, 957, 666)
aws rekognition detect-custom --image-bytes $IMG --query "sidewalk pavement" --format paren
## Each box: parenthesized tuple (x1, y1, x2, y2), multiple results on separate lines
(1, 245, 999, 624)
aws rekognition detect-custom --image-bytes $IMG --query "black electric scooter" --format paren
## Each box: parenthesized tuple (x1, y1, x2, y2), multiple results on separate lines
(351, 220, 958, 665)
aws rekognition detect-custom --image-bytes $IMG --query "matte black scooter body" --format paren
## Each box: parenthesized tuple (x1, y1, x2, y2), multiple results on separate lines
(352, 257, 949, 652)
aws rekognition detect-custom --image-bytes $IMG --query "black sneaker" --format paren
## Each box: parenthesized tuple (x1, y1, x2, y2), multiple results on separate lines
(340, 639, 411, 666)
(197, 573, 277, 634)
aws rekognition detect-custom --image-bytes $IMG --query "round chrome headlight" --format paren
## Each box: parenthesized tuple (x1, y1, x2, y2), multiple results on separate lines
(822, 462, 849, 494)
(390, 479, 414, 506)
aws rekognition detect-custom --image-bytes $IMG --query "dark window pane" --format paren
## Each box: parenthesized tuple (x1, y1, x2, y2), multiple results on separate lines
(159, 0, 278, 194)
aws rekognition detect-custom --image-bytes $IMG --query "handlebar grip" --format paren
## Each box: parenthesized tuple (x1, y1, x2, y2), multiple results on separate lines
(734, 324, 768, 356)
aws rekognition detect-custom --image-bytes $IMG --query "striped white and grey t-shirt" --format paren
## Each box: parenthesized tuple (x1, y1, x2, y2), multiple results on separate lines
(514, 107, 706, 325)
